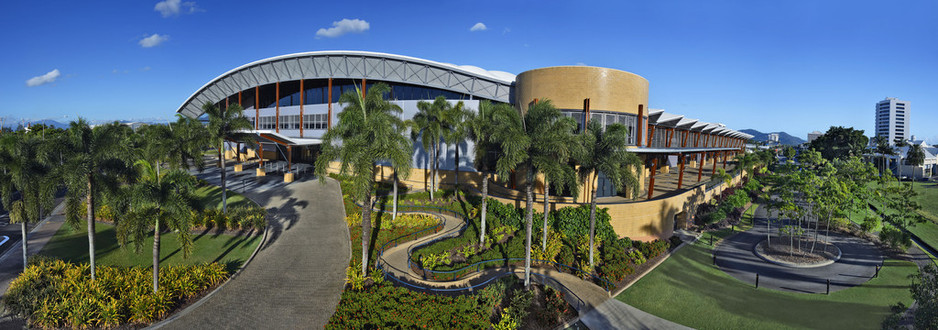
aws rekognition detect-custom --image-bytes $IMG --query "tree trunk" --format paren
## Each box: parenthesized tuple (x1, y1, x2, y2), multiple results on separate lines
(524, 170, 534, 289)
(825, 210, 832, 253)
(220, 142, 228, 213)
(589, 175, 598, 271)
(361, 183, 373, 276)
(21, 221, 27, 272)
(480, 173, 489, 246)
(766, 207, 771, 247)
(392, 173, 398, 221)
(153, 220, 160, 292)
(430, 143, 436, 200)
(87, 176, 96, 280)
(542, 179, 549, 251)
(454, 143, 459, 188)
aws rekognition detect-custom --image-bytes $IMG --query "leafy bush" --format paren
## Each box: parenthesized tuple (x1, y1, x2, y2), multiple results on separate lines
(344, 212, 437, 229)
(598, 238, 635, 284)
(190, 206, 267, 230)
(861, 215, 881, 234)
(2, 258, 228, 328)
(707, 209, 727, 223)
(486, 198, 524, 229)
(637, 239, 668, 259)
(880, 224, 912, 250)
(552, 205, 617, 243)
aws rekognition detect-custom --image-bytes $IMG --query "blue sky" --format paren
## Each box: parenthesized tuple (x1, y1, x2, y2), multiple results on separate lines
(1, 0, 936, 142)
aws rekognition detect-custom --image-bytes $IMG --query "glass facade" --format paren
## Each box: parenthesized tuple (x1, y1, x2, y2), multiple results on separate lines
(221, 79, 472, 110)
(563, 110, 638, 145)
(303, 113, 328, 130)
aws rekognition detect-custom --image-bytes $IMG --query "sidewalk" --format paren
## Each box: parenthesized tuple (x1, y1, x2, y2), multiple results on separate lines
(0, 201, 67, 328)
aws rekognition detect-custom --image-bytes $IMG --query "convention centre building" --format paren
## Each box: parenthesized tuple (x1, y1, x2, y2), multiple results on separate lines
(176, 50, 753, 240)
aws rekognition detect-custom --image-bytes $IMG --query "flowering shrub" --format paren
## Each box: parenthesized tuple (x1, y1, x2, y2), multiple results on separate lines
(2, 258, 227, 328)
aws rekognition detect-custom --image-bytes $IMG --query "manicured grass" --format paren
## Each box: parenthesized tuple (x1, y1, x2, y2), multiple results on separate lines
(193, 184, 252, 210)
(40, 222, 261, 271)
(912, 182, 938, 222)
(617, 227, 916, 329)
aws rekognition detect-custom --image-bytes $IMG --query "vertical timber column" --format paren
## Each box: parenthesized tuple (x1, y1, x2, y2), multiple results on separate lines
(300, 79, 305, 138)
(647, 125, 656, 147)
(255, 86, 259, 130)
(678, 153, 685, 189)
(362, 78, 366, 98)
(712, 151, 718, 177)
(682, 130, 688, 148)
(694, 132, 700, 147)
(697, 152, 705, 182)
(256, 143, 266, 177)
(275, 82, 280, 133)
(327, 78, 333, 129)
(648, 158, 658, 200)
(636, 105, 644, 146)
(723, 151, 728, 169)
(666, 128, 673, 148)
(238, 90, 242, 106)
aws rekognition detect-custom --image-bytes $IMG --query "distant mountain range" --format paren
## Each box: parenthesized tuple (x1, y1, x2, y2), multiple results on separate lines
(740, 129, 806, 145)
(2, 118, 170, 130)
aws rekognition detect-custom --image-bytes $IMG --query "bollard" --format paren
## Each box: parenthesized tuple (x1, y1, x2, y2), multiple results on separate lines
(875, 265, 880, 278)
(827, 279, 831, 295)
(756, 273, 760, 288)
(710, 235, 714, 246)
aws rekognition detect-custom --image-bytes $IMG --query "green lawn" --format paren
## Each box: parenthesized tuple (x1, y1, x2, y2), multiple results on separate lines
(912, 182, 938, 222)
(617, 207, 916, 329)
(193, 184, 252, 210)
(40, 222, 261, 271)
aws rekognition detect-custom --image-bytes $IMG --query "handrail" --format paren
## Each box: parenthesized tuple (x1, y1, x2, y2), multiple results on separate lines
(352, 197, 614, 292)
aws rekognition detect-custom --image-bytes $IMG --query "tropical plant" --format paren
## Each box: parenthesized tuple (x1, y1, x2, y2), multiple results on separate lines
(61, 119, 134, 280)
(576, 119, 641, 270)
(202, 102, 254, 213)
(872, 135, 893, 175)
(118, 160, 197, 292)
(315, 83, 410, 277)
(467, 101, 517, 245)
(0, 133, 56, 271)
(410, 96, 460, 200)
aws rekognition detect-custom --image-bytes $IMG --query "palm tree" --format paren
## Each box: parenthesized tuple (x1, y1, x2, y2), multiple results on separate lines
(61, 120, 133, 280)
(0, 134, 55, 271)
(577, 120, 642, 270)
(907, 144, 926, 180)
(169, 115, 212, 172)
(895, 139, 909, 181)
(872, 136, 893, 176)
(315, 83, 410, 277)
(466, 101, 515, 245)
(203, 103, 254, 213)
(410, 96, 457, 200)
(443, 101, 470, 189)
(388, 115, 413, 226)
(119, 161, 196, 292)
(530, 115, 580, 251)
(493, 99, 579, 288)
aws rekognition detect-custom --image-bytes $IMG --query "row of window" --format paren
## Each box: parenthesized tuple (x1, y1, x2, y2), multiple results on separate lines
(237, 81, 472, 109)
(560, 110, 639, 145)
(251, 114, 330, 130)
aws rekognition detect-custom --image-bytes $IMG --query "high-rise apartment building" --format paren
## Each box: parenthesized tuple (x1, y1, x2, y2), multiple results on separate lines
(875, 97, 909, 145)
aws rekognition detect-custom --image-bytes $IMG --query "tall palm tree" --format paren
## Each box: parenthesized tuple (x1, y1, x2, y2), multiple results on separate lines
(466, 101, 515, 245)
(907, 144, 926, 180)
(119, 161, 196, 292)
(443, 100, 470, 188)
(315, 83, 410, 277)
(61, 119, 133, 280)
(895, 139, 909, 181)
(576, 120, 642, 270)
(0, 134, 55, 271)
(529, 107, 580, 251)
(169, 115, 212, 172)
(493, 99, 579, 288)
(410, 96, 457, 200)
(388, 113, 413, 227)
(203, 103, 254, 213)
(872, 135, 893, 176)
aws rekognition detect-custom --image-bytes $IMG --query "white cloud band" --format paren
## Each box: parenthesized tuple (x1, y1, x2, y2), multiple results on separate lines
(316, 18, 370, 38)
(26, 69, 61, 87)
(470, 22, 487, 32)
(139, 34, 169, 48)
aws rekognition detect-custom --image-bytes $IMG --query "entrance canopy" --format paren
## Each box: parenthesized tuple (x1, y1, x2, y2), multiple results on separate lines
(237, 130, 322, 147)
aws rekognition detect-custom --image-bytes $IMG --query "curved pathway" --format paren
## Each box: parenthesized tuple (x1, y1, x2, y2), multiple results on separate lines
(378, 211, 689, 329)
(157, 165, 349, 329)
(715, 204, 883, 294)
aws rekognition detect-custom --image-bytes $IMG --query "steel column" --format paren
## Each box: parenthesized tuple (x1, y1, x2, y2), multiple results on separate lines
(255, 86, 259, 130)
(275, 81, 280, 133)
(327, 78, 333, 129)
(300, 79, 304, 138)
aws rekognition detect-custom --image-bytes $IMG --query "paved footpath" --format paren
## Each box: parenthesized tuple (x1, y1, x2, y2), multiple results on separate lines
(157, 165, 349, 329)
(378, 211, 688, 330)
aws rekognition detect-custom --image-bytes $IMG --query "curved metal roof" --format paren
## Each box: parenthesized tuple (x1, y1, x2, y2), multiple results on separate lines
(176, 50, 516, 118)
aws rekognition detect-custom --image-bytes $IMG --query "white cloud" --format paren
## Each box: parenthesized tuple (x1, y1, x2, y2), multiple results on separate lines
(315, 18, 370, 38)
(139, 34, 169, 48)
(26, 69, 61, 87)
(575, 62, 587, 66)
(470, 22, 487, 32)
(154, 0, 200, 17)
